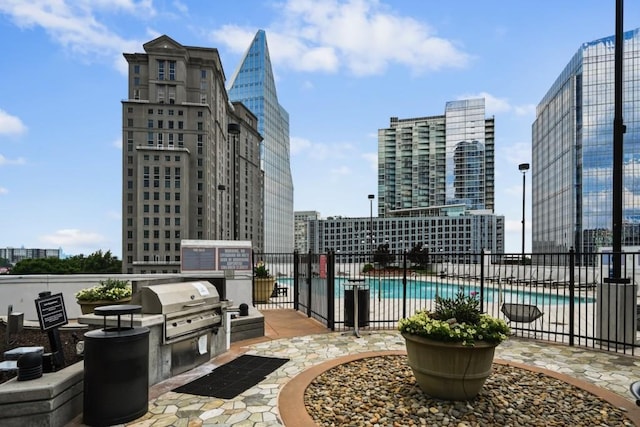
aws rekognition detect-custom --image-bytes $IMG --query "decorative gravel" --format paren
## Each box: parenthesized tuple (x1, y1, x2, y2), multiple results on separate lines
(304, 355, 634, 426)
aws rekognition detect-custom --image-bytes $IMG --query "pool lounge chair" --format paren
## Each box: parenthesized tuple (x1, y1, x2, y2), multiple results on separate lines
(501, 302, 544, 337)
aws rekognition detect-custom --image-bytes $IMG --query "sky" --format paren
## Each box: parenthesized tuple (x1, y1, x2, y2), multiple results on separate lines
(1, 0, 639, 258)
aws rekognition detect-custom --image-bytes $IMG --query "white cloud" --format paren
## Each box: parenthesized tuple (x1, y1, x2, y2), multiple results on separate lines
(0, 109, 27, 136)
(290, 136, 312, 155)
(291, 136, 356, 161)
(40, 228, 106, 248)
(212, 0, 469, 76)
(0, 1, 148, 75)
(459, 92, 535, 118)
(330, 165, 351, 176)
(0, 187, 8, 195)
(0, 154, 26, 166)
(112, 136, 122, 149)
(362, 152, 377, 170)
(499, 141, 530, 167)
(106, 210, 121, 220)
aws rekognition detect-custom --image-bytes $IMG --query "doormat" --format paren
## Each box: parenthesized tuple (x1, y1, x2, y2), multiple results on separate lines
(172, 355, 290, 399)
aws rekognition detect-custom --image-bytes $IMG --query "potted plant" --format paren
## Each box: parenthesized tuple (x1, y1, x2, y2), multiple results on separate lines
(398, 289, 510, 400)
(75, 278, 133, 314)
(253, 260, 275, 302)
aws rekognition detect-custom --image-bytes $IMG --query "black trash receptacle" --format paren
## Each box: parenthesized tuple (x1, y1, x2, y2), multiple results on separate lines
(344, 281, 370, 327)
(83, 305, 150, 427)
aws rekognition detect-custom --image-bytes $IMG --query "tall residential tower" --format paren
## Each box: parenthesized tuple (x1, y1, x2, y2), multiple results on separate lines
(228, 30, 294, 253)
(378, 99, 495, 216)
(532, 28, 640, 254)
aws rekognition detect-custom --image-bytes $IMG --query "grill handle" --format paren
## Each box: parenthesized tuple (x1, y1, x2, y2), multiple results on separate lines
(183, 301, 206, 308)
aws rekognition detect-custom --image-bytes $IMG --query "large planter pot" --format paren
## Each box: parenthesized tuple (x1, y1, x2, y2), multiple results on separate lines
(402, 332, 498, 400)
(253, 277, 275, 303)
(78, 298, 132, 315)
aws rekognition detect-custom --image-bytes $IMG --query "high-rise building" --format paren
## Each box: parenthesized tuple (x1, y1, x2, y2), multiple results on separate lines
(121, 35, 263, 274)
(378, 99, 495, 217)
(307, 209, 504, 260)
(228, 30, 294, 253)
(532, 28, 640, 255)
(0, 247, 61, 265)
(294, 211, 321, 253)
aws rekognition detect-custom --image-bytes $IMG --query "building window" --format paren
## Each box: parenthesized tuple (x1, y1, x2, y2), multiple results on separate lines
(134, 64, 140, 74)
(169, 61, 176, 80)
(157, 60, 165, 80)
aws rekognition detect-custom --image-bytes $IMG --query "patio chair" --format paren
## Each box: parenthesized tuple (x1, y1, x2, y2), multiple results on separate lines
(501, 303, 544, 335)
(270, 282, 288, 297)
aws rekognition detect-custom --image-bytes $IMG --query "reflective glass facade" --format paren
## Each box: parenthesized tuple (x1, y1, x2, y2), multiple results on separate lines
(228, 30, 294, 253)
(533, 28, 640, 254)
(378, 99, 494, 216)
(445, 99, 493, 210)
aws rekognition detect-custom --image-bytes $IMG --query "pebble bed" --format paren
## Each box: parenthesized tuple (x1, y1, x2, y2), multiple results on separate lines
(304, 355, 634, 426)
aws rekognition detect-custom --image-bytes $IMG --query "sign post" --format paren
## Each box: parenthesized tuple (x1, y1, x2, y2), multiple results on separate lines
(34, 291, 68, 372)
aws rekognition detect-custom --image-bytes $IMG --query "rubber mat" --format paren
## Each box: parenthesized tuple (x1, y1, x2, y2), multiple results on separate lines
(172, 354, 289, 399)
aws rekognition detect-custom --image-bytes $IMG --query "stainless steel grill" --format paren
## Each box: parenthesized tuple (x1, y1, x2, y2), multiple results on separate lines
(136, 281, 225, 344)
(132, 280, 230, 377)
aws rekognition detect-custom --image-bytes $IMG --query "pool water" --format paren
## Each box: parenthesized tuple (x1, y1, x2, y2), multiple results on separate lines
(346, 278, 594, 305)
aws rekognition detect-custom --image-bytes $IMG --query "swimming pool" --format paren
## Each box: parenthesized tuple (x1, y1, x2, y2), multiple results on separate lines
(343, 278, 594, 305)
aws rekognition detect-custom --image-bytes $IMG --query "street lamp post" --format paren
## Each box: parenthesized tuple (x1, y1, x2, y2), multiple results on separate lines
(217, 184, 226, 239)
(228, 123, 241, 240)
(518, 163, 530, 264)
(368, 194, 374, 262)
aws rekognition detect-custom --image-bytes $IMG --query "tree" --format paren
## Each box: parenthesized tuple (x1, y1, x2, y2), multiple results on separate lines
(373, 243, 394, 268)
(0, 257, 11, 268)
(10, 250, 121, 274)
(408, 243, 430, 269)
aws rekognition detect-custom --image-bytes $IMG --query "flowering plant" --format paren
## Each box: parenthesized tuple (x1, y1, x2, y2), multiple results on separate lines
(254, 260, 272, 278)
(75, 278, 132, 302)
(398, 290, 509, 346)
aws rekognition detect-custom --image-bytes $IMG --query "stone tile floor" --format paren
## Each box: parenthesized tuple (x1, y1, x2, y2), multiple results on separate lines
(66, 310, 640, 426)
(121, 330, 640, 427)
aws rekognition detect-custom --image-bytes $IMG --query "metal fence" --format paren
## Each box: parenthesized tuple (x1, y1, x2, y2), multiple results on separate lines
(253, 250, 640, 355)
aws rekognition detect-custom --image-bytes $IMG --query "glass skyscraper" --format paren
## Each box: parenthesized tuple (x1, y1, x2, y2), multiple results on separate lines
(378, 99, 495, 216)
(228, 30, 294, 253)
(532, 28, 640, 254)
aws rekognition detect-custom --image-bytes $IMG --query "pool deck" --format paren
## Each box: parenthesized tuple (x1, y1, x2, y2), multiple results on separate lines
(68, 309, 640, 426)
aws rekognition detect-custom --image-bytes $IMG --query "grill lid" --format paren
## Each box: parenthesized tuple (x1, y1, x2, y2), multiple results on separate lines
(137, 281, 220, 314)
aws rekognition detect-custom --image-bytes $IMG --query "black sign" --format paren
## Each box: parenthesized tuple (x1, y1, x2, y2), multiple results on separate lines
(35, 293, 68, 331)
(181, 247, 216, 271)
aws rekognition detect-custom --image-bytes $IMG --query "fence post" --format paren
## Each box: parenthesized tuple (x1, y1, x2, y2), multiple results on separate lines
(327, 250, 335, 330)
(569, 247, 575, 346)
(480, 249, 485, 313)
(293, 251, 299, 311)
(402, 250, 407, 320)
(251, 250, 256, 305)
(306, 250, 313, 317)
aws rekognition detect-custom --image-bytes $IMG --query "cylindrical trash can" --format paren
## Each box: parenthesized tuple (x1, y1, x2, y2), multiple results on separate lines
(83, 305, 150, 426)
(345, 282, 370, 327)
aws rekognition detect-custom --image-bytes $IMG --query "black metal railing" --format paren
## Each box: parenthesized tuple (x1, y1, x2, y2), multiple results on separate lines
(252, 249, 639, 355)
